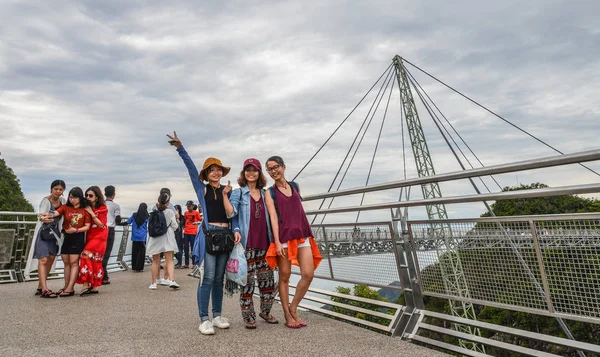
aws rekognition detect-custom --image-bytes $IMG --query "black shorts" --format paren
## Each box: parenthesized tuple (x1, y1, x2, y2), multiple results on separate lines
(61, 232, 85, 255)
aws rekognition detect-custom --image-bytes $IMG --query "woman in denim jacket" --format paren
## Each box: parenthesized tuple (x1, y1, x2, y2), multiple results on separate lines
(225, 158, 278, 329)
(167, 131, 240, 335)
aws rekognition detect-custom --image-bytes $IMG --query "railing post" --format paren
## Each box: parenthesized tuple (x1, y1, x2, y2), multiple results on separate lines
(529, 220, 554, 313)
(116, 225, 130, 271)
(322, 226, 335, 279)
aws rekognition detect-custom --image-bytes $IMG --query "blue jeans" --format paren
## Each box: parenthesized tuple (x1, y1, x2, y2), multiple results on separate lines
(198, 226, 229, 321)
(183, 233, 196, 266)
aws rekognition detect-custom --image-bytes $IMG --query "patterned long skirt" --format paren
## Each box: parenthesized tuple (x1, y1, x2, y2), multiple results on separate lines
(240, 248, 276, 323)
(77, 252, 104, 288)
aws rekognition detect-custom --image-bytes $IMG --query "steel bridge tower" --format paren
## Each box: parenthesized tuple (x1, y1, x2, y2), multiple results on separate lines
(393, 55, 485, 353)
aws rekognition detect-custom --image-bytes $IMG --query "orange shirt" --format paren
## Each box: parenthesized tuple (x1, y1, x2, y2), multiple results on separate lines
(56, 205, 91, 231)
(183, 210, 201, 235)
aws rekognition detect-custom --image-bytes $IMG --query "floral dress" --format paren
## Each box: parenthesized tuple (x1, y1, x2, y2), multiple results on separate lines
(77, 205, 109, 288)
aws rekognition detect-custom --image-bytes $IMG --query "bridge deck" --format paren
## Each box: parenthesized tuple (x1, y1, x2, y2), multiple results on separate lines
(0, 271, 447, 357)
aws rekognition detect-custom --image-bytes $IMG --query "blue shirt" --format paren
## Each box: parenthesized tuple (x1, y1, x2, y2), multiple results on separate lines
(228, 186, 273, 248)
(126, 215, 148, 242)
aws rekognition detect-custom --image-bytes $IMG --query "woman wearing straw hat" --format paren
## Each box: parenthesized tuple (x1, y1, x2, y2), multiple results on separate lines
(167, 131, 240, 335)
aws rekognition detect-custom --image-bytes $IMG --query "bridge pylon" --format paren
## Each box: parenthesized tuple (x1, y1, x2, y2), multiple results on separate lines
(392, 55, 485, 353)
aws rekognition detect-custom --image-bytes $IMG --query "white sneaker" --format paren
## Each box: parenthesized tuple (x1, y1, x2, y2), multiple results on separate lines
(199, 320, 215, 335)
(212, 316, 230, 329)
(156, 278, 163, 285)
(160, 279, 172, 286)
(169, 280, 180, 289)
(149, 283, 157, 290)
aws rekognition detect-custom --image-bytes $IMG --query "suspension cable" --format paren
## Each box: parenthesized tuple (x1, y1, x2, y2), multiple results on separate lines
(405, 68, 503, 191)
(355, 78, 395, 222)
(293, 63, 393, 181)
(402, 58, 600, 177)
(404, 68, 498, 193)
(311, 66, 395, 224)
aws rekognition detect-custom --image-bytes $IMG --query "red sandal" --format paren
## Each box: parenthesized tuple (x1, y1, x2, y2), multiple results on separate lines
(40, 289, 58, 298)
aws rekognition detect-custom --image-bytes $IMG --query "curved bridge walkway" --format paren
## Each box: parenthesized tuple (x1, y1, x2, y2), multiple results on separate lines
(0, 271, 447, 357)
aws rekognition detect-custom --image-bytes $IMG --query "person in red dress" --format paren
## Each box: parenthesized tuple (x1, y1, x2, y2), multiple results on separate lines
(77, 186, 109, 295)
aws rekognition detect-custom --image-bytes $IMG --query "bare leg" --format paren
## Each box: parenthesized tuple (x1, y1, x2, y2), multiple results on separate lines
(151, 254, 160, 284)
(164, 251, 175, 281)
(289, 247, 315, 325)
(61, 254, 70, 291)
(277, 251, 299, 327)
(66, 254, 79, 292)
(38, 257, 50, 291)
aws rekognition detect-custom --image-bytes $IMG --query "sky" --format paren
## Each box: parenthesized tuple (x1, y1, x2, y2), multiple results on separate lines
(1, 0, 599, 222)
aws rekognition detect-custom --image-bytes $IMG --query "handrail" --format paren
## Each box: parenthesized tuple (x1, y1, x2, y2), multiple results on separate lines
(408, 212, 600, 224)
(305, 183, 600, 215)
(302, 149, 600, 201)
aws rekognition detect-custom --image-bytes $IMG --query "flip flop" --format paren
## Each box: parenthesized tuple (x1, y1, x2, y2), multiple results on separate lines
(283, 322, 302, 329)
(59, 290, 74, 297)
(245, 322, 257, 329)
(80, 287, 95, 296)
(259, 313, 279, 324)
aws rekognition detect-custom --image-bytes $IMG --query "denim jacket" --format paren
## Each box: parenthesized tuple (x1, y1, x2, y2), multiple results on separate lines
(177, 146, 222, 266)
(228, 186, 273, 249)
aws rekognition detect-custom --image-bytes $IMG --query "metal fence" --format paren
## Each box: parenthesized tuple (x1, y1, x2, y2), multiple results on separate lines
(0, 212, 135, 283)
(408, 213, 600, 324)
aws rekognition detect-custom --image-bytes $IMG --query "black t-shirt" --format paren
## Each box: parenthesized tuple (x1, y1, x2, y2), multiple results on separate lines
(205, 185, 228, 223)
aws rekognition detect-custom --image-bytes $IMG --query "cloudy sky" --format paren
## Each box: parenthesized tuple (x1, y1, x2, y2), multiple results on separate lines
(1, 0, 599, 222)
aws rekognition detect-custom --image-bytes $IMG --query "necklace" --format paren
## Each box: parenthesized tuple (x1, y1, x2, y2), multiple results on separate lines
(210, 184, 219, 200)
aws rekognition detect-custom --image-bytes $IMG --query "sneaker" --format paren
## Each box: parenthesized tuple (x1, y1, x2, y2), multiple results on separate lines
(156, 278, 163, 285)
(149, 283, 157, 290)
(199, 320, 215, 335)
(212, 316, 230, 329)
(169, 281, 180, 289)
(159, 279, 172, 286)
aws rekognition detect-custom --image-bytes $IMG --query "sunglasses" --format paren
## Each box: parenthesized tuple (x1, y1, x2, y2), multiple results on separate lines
(86, 194, 95, 198)
(266, 164, 281, 173)
(255, 202, 261, 219)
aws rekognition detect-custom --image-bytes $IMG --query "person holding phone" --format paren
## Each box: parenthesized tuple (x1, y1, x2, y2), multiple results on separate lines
(48, 187, 92, 297)
(28, 180, 66, 298)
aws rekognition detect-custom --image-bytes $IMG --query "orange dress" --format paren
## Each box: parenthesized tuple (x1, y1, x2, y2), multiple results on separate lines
(77, 205, 108, 288)
(266, 237, 322, 270)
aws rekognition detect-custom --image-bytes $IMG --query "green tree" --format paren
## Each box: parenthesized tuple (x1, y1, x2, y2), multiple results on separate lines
(331, 285, 395, 327)
(0, 157, 34, 212)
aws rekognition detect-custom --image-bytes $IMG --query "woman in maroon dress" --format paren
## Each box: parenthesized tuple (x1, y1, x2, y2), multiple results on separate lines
(264, 156, 322, 328)
(77, 186, 109, 295)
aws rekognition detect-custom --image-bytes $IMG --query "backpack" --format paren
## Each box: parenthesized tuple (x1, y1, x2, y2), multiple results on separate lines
(268, 181, 300, 222)
(148, 210, 168, 237)
(39, 201, 61, 242)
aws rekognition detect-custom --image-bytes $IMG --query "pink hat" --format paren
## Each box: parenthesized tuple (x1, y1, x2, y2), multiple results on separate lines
(243, 158, 262, 171)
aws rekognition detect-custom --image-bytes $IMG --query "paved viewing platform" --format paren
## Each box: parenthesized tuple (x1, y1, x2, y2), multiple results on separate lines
(0, 271, 447, 357)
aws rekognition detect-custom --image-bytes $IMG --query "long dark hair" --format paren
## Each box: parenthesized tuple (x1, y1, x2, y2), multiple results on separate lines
(134, 203, 149, 227)
(66, 187, 88, 208)
(51, 180, 66, 190)
(174, 204, 183, 217)
(85, 186, 106, 209)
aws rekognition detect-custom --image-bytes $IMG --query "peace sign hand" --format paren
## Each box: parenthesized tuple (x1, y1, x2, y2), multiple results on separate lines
(166, 131, 182, 148)
(222, 180, 232, 195)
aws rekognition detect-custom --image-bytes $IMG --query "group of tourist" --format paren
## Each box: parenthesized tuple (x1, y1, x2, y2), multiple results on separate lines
(30, 131, 321, 334)
(33, 183, 121, 297)
(167, 131, 321, 334)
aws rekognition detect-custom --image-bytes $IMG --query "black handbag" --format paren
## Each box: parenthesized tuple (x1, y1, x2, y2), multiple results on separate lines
(204, 226, 234, 255)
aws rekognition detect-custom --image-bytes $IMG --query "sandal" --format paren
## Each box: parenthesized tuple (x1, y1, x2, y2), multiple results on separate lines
(35, 288, 43, 296)
(259, 313, 279, 324)
(80, 287, 94, 296)
(245, 322, 257, 329)
(59, 290, 75, 297)
(289, 308, 307, 327)
(40, 289, 58, 298)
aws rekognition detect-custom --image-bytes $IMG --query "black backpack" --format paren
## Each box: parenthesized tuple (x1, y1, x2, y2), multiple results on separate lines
(148, 210, 168, 237)
(268, 181, 300, 222)
(40, 220, 61, 241)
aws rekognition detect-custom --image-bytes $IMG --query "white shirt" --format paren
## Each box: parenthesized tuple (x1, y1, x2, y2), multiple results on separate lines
(106, 199, 121, 227)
